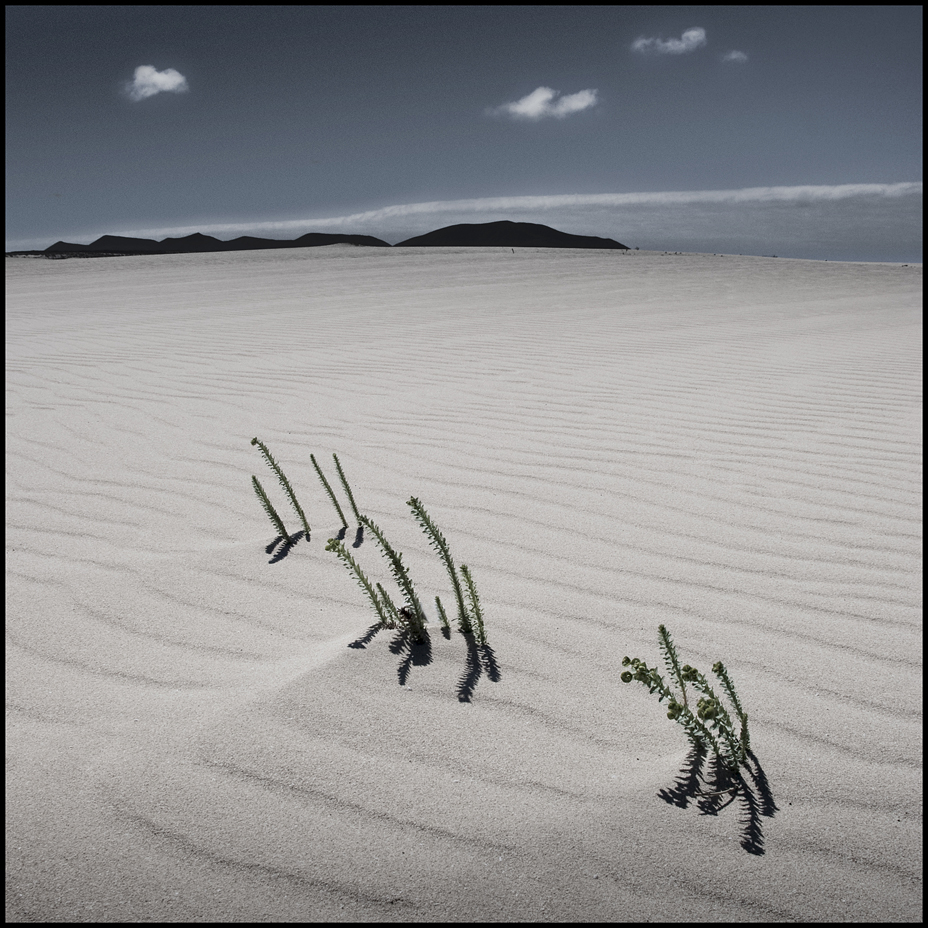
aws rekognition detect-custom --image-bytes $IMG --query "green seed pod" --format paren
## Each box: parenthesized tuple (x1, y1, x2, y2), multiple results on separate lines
(620, 671, 633, 683)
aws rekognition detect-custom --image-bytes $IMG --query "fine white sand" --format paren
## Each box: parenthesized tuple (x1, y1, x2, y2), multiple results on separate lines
(6, 247, 922, 922)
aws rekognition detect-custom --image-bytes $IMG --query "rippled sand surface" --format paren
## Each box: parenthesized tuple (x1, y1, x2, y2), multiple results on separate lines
(6, 248, 922, 921)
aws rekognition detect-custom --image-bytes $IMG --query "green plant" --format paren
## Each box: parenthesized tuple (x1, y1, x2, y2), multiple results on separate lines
(311, 453, 348, 529)
(459, 563, 487, 646)
(325, 537, 394, 629)
(407, 497, 470, 635)
(376, 583, 402, 629)
(333, 453, 363, 524)
(621, 625, 750, 774)
(435, 596, 451, 634)
(251, 437, 311, 538)
(252, 475, 291, 544)
(358, 514, 427, 640)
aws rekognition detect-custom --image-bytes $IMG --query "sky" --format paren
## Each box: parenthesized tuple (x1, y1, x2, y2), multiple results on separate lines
(5, 5, 923, 261)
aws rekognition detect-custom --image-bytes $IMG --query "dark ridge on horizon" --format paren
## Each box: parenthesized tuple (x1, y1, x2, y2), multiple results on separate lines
(395, 220, 629, 250)
(6, 221, 630, 258)
(24, 231, 391, 257)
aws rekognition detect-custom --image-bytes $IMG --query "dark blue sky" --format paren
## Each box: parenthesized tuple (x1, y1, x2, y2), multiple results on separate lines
(6, 6, 923, 259)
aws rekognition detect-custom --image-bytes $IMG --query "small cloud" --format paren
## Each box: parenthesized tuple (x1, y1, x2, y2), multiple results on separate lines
(491, 86, 598, 120)
(722, 50, 748, 63)
(125, 65, 189, 102)
(632, 27, 706, 55)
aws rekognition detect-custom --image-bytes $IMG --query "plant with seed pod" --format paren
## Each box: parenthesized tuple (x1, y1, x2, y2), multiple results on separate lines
(621, 625, 750, 774)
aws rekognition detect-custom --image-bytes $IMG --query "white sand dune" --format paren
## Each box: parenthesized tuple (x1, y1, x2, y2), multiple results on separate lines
(6, 247, 922, 921)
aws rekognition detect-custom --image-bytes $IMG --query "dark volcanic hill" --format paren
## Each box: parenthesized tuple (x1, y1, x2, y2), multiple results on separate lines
(395, 220, 628, 250)
(41, 231, 391, 256)
(8, 221, 631, 258)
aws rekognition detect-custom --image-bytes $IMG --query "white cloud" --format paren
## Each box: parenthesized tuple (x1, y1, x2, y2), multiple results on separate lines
(125, 65, 189, 102)
(632, 27, 707, 55)
(722, 50, 748, 63)
(491, 86, 598, 120)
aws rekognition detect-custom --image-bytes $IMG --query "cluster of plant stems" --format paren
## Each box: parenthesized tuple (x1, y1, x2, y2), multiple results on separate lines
(250, 437, 487, 646)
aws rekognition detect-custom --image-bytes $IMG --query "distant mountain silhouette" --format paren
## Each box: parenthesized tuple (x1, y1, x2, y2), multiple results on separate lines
(395, 220, 628, 249)
(8, 220, 631, 258)
(41, 231, 391, 256)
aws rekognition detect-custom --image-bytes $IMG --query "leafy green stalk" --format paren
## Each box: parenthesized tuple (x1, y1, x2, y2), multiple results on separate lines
(251, 438, 310, 538)
(407, 497, 469, 634)
(460, 563, 487, 645)
(435, 596, 451, 634)
(376, 583, 402, 629)
(713, 660, 751, 756)
(252, 475, 291, 543)
(325, 537, 392, 628)
(658, 623, 688, 707)
(311, 453, 348, 529)
(333, 454, 362, 523)
(359, 514, 426, 639)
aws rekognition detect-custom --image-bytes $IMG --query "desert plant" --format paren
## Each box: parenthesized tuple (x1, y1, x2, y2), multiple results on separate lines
(459, 563, 487, 646)
(332, 453, 363, 524)
(325, 536, 394, 629)
(311, 453, 348, 529)
(252, 475, 291, 544)
(435, 596, 451, 635)
(359, 514, 427, 640)
(621, 625, 750, 774)
(376, 582, 403, 629)
(407, 497, 470, 635)
(251, 437, 311, 538)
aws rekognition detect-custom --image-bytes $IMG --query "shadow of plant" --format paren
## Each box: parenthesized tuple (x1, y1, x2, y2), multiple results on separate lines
(348, 622, 383, 649)
(266, 530, 307, 563)
(457, 635, 502, 702)
(658, 747, 777, 854)
(389, 628, 433, 685)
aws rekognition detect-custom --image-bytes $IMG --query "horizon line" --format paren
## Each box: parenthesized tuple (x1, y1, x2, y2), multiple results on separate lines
(5, 182, 920, 251)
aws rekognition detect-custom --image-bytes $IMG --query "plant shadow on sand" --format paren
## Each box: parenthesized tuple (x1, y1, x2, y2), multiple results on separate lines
(346, 623, 432, 686)
(265, 526, 351, 563)
(265, 530, 308, 563)
(659, 747, 778, 854)
(346, 623, 502, 698)
(457, 634, 502, 703)
(388, 628, 433, 685)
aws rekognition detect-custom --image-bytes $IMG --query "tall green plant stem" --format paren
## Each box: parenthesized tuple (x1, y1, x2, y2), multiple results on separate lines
(311, 454, 348, 529)
(251, 437, 310, 538)
(325, 537, 392, 628)
(252, 475, 291, 544)
(333, 454, 363, 523)
(359, 514, 427, 639)
(406, 497, 470, 635)
(460, 563, 487, 645)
